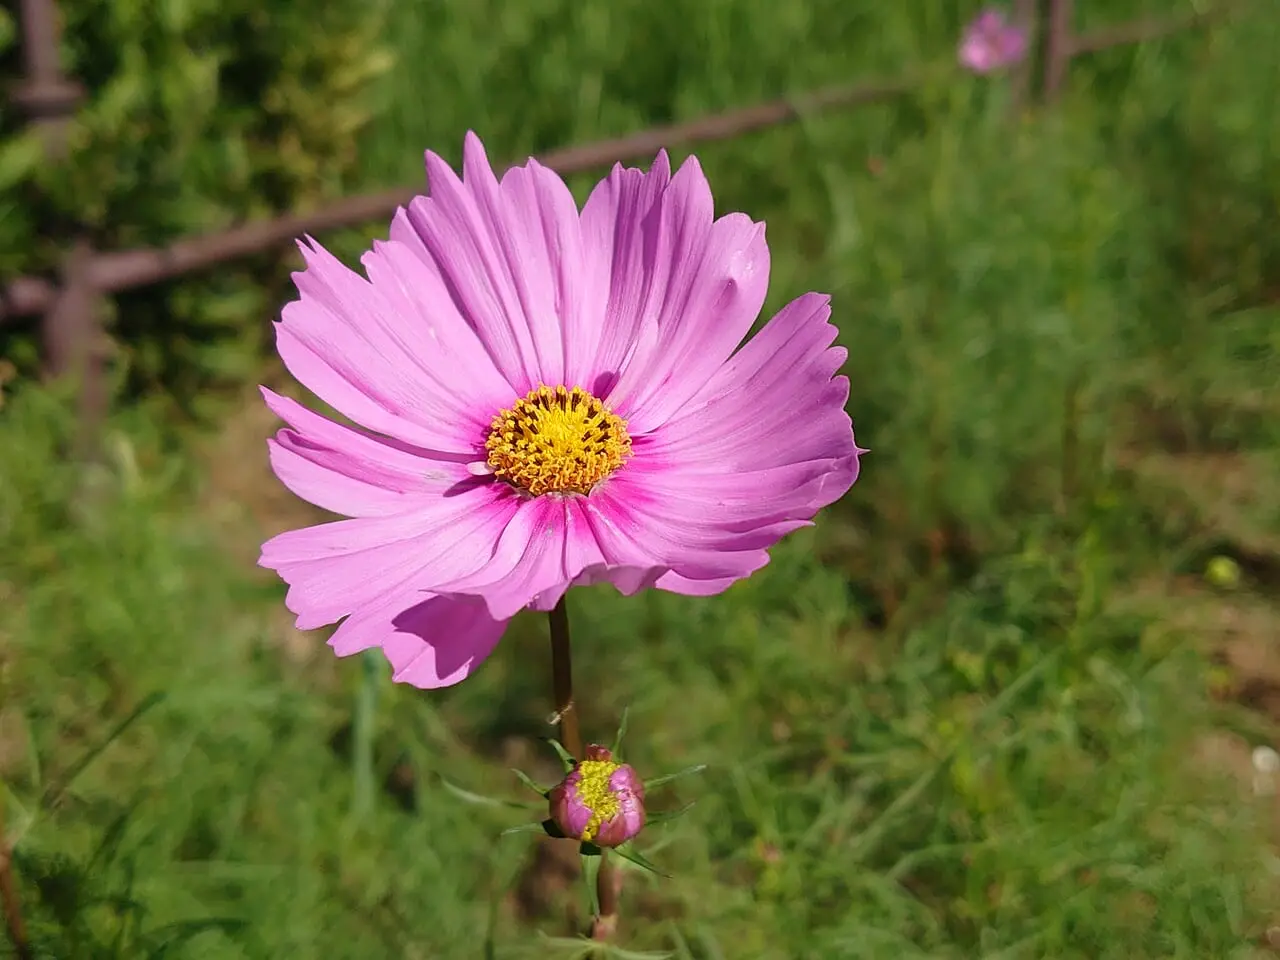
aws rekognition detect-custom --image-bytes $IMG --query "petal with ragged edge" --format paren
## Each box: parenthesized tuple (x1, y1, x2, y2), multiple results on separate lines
(332, 593, 507, 688)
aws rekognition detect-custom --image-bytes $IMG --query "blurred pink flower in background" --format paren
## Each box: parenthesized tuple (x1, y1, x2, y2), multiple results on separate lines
(258, 133, 862, 689)
(959, 8, 1028, 74)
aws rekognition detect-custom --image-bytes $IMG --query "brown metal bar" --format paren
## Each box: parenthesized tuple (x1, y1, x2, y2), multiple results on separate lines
(12, 0, 84, 150)
(1043, 0, 1076, 100)
(0, 74, 917, 323)
(1009, 0, 1042, 109)
(0, 3, 1235, 325)
(1070, 4, 1235, 56)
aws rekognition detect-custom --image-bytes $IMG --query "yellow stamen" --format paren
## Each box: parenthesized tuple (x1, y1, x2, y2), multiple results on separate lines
(485, 385, 632, 497)
(574, 759, 622, 842)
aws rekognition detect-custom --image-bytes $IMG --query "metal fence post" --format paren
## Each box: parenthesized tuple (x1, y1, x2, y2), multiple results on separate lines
(1044, 0, 1076, 100)
(13, 0, 106, 445)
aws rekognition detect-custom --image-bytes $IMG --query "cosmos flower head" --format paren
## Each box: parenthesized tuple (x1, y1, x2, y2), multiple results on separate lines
(259, 132, 863, 687)
(549, 745, 646, 848)
(959, 8, 1028, 74)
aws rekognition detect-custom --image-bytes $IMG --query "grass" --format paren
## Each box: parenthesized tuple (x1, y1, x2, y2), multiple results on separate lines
(3, 0, 1280, 956)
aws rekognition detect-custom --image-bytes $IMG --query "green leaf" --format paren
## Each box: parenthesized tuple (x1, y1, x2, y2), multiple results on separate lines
(612, 844, 670, 878)
(645, 800, 697, 826)
(545, 737, 576, 771)
(643, 764, 707, 791)
(499, 822, 545, 838)
(441, 778, 539, 811)
(512, 767, 548, 797)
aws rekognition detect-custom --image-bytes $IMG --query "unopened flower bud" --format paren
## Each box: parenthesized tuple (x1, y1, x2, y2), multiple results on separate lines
(548, 744, 645, 847)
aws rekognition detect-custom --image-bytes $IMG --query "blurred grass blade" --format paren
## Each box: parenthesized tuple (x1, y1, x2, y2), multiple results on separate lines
(351, 649, 381, 818)
(850, 649, 1060, 863)
(40, 692, 165, 809)
(611, 706, 630, 755)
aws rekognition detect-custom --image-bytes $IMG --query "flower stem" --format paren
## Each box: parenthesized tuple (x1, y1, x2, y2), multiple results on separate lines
(548, 596, 582, 760)
(546, 596, 619, 940)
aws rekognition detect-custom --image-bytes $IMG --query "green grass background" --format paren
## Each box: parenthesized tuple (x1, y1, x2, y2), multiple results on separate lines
(3, 0, 1280, 957)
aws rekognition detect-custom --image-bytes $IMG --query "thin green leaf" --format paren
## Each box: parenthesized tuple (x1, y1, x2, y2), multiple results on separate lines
(646, 800, 697, 826)
(512, 767, 548, 797)
(643, 764, 707, 791)
(612, 843, 670, 878)
(546, 737, 576, 770)
(441, 778, 539, 810)
(500, 821, 545, 838)
(41, 692, 165, 809)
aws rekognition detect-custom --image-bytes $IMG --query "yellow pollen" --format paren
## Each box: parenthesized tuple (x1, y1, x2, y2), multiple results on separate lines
(574, 759, 622, 842)
(485, 385, 632, 497)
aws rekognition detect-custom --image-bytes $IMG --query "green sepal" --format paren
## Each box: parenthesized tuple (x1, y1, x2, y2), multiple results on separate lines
(499, 821, 545, 838)
(541, 818, 567, 839)
(578, 840, 603, 857)
(440, 777, 540, 810)
(613, 843, 669, 878)
(511, 767, 548, 797)
(643, 763, 707, 791)
(645, 800, 697, 826)
(545, 737, 576, 771)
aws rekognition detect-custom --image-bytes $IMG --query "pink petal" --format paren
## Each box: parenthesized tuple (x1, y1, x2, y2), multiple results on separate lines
(276, 238, 498, 454)
(649, 293, 858, 473)
(436, 495, 605, 620)
(329, 593, 506, 689)
(360, 238, 516, 414)
(262, 387, 468, 518)
(577, 292, 861, 598)
(259, 483, 522, 630)
(604, 159, 771, 431)
(392, 132, 585, 393)
(577, 152, 673, 394)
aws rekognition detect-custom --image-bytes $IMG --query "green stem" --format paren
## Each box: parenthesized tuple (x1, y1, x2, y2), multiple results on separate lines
(548, 597, 582, 760)
(547, 596, 619, 939)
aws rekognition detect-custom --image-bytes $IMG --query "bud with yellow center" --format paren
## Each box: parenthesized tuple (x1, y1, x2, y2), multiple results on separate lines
(485, 385, 632, 497)
(548, 745, 646, 848)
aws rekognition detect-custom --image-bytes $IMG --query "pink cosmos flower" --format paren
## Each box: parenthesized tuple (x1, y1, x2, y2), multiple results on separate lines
(959, 8, 1028, 74)
(549, 745, 645, 848)
(259, 132, 862, 688)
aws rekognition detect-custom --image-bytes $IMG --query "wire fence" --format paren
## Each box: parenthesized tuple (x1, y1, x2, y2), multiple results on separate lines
(0, 0, 1234, 436)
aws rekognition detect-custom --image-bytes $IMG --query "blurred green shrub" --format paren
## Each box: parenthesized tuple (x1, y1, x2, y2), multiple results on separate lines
(0, 0, 391, 411)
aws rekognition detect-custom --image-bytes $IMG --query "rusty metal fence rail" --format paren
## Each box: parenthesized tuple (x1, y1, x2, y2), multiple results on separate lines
(0, 0, 1233, 430)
